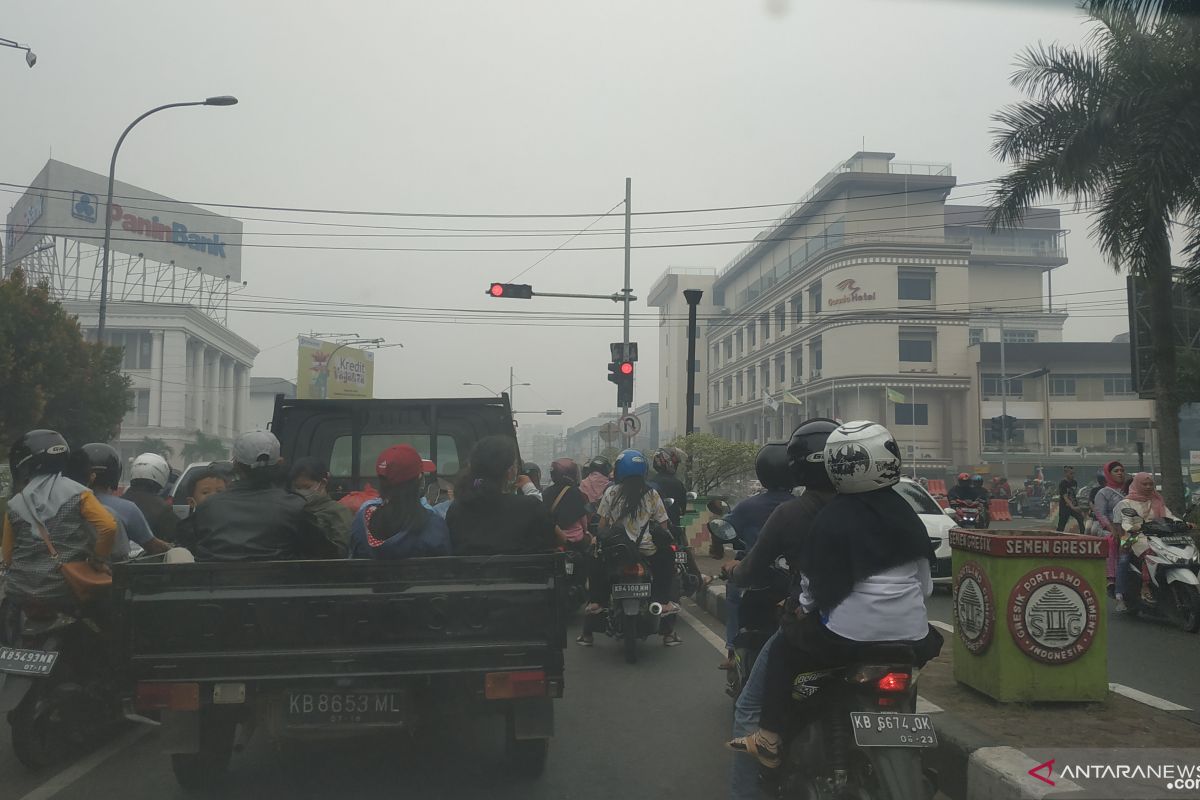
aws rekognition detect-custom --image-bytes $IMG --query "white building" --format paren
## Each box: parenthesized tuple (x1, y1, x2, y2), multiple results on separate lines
(248, 377, 297, 433)
(647, 270, 719, 443)
(68, 301, 257, 467)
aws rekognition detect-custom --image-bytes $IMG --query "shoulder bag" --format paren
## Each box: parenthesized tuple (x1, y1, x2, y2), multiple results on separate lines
(33, 519, 112, 603)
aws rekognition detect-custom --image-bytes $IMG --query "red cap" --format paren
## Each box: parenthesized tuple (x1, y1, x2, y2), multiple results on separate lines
(376, 445, 424, 485)
(420, 459, 437, 475)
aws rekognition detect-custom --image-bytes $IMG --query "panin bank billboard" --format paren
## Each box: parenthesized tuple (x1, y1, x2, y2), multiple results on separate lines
(4, 160, 243, 282)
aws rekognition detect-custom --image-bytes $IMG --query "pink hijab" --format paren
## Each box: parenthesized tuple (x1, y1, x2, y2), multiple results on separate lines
(1125, 472, 1167, 519)
(1102, 461, 1126, 491)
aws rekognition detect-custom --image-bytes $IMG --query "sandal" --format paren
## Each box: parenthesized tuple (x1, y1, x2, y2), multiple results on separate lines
(575, 634, 594, 647)
(726, 731, 782, 769)
(1141, 587, 1157, 605)
(663, 631, 682, 647)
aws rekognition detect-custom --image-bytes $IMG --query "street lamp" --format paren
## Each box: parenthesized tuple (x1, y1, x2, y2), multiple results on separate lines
(97, 96, 239, 339)
(0, 37, 36, 67)
(463, 382, 500, 396)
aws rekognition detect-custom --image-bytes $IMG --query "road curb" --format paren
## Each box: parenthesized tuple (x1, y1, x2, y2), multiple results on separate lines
(701, 581, 1027, 800)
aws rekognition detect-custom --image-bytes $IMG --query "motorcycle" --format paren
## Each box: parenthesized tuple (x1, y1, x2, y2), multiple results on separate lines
(595, 531, 664, 664)
(708, 518, 790, 702)
(1116, 510, 1200, 633)
(560, 546, 589, 615)
(949, 499, 989, 529)
(772, 643, 938, 800)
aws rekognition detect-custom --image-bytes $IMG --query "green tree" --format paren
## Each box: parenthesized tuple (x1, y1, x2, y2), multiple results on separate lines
(139, 437, 174, 460)
(183, 431, 229, 463)
(0, 269, 130, 447)
(669, 432, 759, 497)
(988, 2, 1200, 508)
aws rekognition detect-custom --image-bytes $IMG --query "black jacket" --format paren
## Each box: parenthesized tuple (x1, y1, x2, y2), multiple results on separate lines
(651, 473, 688, 525)
(122, 486, 178, 542)
(187, 481, 337, 562)
(731, 488, 834, 588)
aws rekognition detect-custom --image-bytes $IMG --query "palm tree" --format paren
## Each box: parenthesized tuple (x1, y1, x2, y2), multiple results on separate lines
(988, 2, 1200, 508)
(138, 437, 173, 460)
(182, 430, 229, 463)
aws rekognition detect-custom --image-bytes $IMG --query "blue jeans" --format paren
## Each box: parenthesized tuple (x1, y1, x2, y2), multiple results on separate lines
(729, 628, 779, 800)
(725, 584, 743, 651)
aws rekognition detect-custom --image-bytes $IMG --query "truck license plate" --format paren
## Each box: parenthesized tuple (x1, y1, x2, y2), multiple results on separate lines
(611, 583, 651, 599)
(286, 691, 405, 727)
(0, 646, 58, 676)
(850, 713, 937, 748)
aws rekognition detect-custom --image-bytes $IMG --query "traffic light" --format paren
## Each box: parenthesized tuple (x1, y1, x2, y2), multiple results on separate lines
(990, 415, 1019, 441)
(486, 283, 534, 299)
(608, 360, 634, 407)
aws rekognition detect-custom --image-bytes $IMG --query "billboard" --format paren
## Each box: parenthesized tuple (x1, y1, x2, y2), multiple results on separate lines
(1126, 274, 1200, 398)
(297, 337, 375, 400)
(4, 159, 243, 282)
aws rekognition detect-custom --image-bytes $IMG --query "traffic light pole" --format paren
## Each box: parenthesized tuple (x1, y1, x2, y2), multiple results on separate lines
(622, 177, 632, 447)
(999, 314, 1008, 481)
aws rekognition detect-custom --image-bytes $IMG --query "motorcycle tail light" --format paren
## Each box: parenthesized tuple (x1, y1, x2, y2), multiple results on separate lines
(621, 563, 646, 578)
(877, 672, 911, 692)
(485, 670, 547, 700)
(135, 682, 200, 712)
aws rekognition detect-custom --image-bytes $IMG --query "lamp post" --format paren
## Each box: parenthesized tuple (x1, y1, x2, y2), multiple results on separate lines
(0, 37, 36, 67)
(97, 96, 238, 339)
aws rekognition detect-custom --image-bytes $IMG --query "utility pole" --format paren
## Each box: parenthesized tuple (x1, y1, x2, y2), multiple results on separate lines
(683, 290, 703, 439)
(999, 313, 1009, 481)
(509, 366, 516, 415)
(622, 177, 632, 448)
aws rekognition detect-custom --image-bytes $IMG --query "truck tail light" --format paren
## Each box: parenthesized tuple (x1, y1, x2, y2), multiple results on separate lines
(135, 682, 200, 711)
(484, 670, 547, 700)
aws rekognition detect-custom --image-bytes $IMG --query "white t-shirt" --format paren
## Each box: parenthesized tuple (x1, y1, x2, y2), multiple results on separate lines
(799, 558, 932, 642)
(597, 484, 668, 555)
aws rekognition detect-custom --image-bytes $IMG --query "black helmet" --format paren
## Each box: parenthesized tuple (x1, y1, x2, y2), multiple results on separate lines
(9, 429, 70, 485)
(82, 443, 122, 490)
(586, 456, 611, 477)
(785, 418, 838, 490)
(755, 443, 795, 492)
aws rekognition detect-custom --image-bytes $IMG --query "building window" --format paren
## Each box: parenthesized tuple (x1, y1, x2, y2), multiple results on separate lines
(1050, 377, 1076, 397)
(777, 357, 786, 384)
(1002, 329, 1037, 344)
(1051, 423, 1078, 447)
(982, 374, 1024, 397)
(1105, 422, 1133, 447)
(776, 306, 786, 334)
(897, 269, 933, 302)
(736, 374, 744, 399)
(1103, 375, 1135, 396)
(898, 330, 935, 363)
(124, 389, 150, 427)
(724, 380, 733, 402)
(760, 314, 770, 342)
(693, 393, 701, 407)
(969, 328, 983, 346)
(894, 403, 929, 425)
(749, 371, 757, 398)
(811, 337, 822, 375)
(810, 283, 822, 315)
(692, 360, 701, 373)
(791, 296, 803, 327)
(793, 353, 804, 384)
(748, 324, 756, 348)
(724, 338, 733, 359)
(762, 363, 771, 389)
(104, 330, 153, 370)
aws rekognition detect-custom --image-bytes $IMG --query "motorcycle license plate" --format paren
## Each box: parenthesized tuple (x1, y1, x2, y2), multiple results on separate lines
(849, 713, 937, 748)
(0, 646, 58, 676)
(286, 691, 405, 727)
(611, 583, 651, 599)
(674, 551, 690, 565)
(565, 561, 575, 575)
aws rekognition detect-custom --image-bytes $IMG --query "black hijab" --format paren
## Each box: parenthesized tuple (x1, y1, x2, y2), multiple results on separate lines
(797, 486, 933, 613)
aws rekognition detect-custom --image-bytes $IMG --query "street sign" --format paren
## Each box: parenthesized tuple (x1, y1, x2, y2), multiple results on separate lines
(610, 342, 639, 362)
(599, 421, 620, 444)
(618, 414, 642, 437)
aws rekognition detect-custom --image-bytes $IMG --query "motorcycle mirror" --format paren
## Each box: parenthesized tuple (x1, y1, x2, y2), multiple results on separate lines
(707, 499, 730, 515)
(686, 491, 698, 501)
(663, 497, 675, 508)
(1120, 507, 1141, 518)
(708, 518, 737, 543)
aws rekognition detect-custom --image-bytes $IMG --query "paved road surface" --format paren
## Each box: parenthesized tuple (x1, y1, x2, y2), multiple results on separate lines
(0, 611, 737, 800)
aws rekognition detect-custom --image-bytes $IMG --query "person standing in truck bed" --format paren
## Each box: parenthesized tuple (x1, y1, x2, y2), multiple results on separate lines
(446, 436, 555, 555)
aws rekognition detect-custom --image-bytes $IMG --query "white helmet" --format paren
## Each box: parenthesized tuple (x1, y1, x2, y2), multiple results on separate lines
(129, 453, 170, 488)
(823, 420, 903, 494)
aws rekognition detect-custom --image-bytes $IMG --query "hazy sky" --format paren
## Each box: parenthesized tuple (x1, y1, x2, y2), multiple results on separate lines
(1, 0, 1132, 427)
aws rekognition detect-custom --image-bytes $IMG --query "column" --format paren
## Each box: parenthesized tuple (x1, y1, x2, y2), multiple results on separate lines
(159, 331, 188, 431)
(221, 358, 235, 437)
(190, 341, 204, 431)
(149, 331, 164, 427)
(206, 347, 221, 435)
(233, 365, 248, 434)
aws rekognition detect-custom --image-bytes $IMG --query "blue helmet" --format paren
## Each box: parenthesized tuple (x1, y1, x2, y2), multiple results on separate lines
(614, 449, 648, 481)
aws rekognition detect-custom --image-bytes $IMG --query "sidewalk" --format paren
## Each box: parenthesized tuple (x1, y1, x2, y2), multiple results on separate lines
(693, 561, 1200, 800)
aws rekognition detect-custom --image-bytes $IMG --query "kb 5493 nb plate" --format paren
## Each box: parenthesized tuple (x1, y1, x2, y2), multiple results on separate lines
(850, 712, 937, 748)
(0, 647, 58, 676)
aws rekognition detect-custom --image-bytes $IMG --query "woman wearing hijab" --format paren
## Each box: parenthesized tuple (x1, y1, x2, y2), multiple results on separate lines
(1113, 473, 1188, 605)
(1092, 460, 1128, 598)
(543, 458, 590, 547)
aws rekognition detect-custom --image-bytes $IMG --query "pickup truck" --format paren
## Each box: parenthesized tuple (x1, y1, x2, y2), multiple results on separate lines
(112, 396, 566, 788)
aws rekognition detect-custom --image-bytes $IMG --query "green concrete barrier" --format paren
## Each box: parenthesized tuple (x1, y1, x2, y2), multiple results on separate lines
(950, 528, 1109, 703)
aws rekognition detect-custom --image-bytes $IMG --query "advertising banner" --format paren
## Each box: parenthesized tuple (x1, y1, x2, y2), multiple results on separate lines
(4, 160, 243, 281)
(297, 337, 374, 400)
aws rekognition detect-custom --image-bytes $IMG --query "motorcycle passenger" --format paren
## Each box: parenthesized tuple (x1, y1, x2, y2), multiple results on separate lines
(579, 457, 612, 505)
(728, 421, 943, 769)
(992, 475, 1013, 500)
(650, 448, 688, 532)
(724, 418, 838, 800)
(349, 445, 451, 559)
(122, 453, 178, 543)
(289, 457, 352, 557)
(717, 443, 795, 671)
(592, 449, 680, 646)
(544, 458, 591, 547)
(1093, 460, 1128, 599)
(2, 430, 118, 607)
(971, 474, 990, 500)
(173, 466, 230, 549)
(1113, 472, 1188, 606)
(947, 473, 973, 504)
(446, 435, 555, 555)
(187, 431, 338, 562)
(80, 443, 171, 558)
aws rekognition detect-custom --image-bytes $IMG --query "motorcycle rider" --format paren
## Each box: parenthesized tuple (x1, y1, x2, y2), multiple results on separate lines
(724, 418, 839, 800)
(3, 431, 118, 606)
(1113, 471, 1190, 605)
(728, 421, 943, 769)
(544, 458, 591, 546)
(947, 473, 973, 504)
(717, 443, 795, 671)
(187, 431, 339, 561)
(80, 443, 171, 558)
(579, 456, 612, 505)
(122, 453, 178, 542)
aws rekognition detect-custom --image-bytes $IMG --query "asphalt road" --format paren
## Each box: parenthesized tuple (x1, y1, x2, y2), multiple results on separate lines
(0, 610, 737, 800)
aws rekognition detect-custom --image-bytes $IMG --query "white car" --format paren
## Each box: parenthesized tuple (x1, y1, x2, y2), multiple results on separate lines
(894, 478, 956, 586)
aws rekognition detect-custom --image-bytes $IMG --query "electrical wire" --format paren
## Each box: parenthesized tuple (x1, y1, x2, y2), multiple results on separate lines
(507, 198, 626, 282)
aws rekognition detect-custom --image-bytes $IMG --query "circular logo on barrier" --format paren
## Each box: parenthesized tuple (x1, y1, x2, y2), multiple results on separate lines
(953, 560, 994, 655)
(1007, 566, 1099, 665)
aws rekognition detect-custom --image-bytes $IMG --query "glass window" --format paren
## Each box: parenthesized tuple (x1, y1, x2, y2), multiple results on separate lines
(777, 358, 786, 384)
(1050, 377, 1076, 397)
(776, 306, 785, 333)
(894, 403, 929, 425)
(330, 433, 460, 481)
(105, 330, 153, 370)
(748, 324, 756, 348)
(982, 374, 1024, 397)
(693, 393, 701, 407)
(692, 359, 701, 373)
(893, 481, 943, 515)
(124, 389, 150, 427)
(969, 328, 983, 345)
(810, 283, 822, 314)
(793, 353, 803, 384)
(898, 337, 934, 362)
(1051, 424, 1078, 446)
(1002, 329, 1037, 344)
(897, 270, 933, 301)
(762, 363, 770, 389)
(811, 338, 822, 373)
(1104, 375, 1134, 396)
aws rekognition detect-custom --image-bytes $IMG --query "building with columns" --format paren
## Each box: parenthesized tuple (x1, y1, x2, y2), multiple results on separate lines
(66, 301, 258, 467)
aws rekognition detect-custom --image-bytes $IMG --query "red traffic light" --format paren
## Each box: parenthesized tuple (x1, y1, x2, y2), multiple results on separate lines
(619, 361, 634, 375)
(490, 283, 505, 297)
(486, 282, 534, 299)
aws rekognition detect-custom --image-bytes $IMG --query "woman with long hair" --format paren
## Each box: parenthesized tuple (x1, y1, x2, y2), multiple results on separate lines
(349, 445, 450, 559)
(446, 435, 555, 555)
